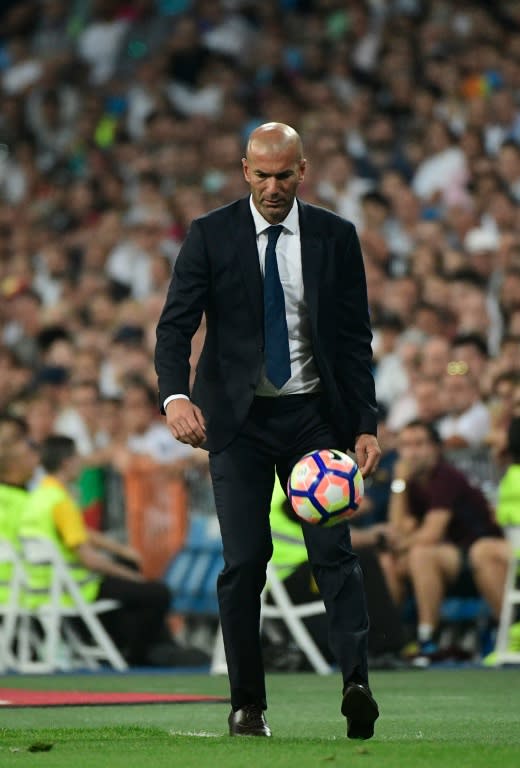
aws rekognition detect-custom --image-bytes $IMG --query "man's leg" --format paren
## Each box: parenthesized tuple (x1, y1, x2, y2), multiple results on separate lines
(407, 543, 461, 642)
(276, 396, 378, 739)
(469, 537, 511, 619)
(209, 431, 274, 712)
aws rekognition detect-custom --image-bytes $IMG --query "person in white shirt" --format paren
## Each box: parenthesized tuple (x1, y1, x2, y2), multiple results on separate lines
(437, 367, 490, 448)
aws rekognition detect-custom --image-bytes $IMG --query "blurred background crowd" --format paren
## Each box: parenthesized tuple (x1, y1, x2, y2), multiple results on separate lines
(1, 0, 520, 662)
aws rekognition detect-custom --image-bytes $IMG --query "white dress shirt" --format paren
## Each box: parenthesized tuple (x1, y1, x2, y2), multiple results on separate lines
(250, 197, 320, 396)
(164, 197, 320, 410)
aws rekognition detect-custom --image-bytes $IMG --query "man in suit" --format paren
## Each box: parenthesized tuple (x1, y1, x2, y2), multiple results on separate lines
(155, 123, 381, 739)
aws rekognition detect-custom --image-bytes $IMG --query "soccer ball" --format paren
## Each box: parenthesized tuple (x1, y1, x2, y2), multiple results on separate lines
(287, 449, 363, 527)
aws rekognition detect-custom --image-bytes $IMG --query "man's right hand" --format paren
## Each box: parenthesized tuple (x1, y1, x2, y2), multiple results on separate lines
(165, 399, 207, 448)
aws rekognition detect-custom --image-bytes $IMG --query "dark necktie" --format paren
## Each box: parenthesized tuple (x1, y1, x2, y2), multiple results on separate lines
(263, 225, 291, 389)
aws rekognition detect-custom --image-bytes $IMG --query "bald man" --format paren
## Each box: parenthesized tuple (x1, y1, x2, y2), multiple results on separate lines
(155, 123, 380, 738)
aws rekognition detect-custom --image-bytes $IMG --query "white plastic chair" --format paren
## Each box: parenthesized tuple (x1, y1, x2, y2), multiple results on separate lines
(211, 561, 332, 675)
(0, 539, 24, 672)
(494, 527, 520, 664)
(17, 537, 128, 672)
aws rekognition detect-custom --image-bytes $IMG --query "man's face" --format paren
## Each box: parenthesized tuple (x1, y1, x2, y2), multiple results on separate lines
(122, 387, 153, 434)
(5, 436, 37, 485)
(242, 145, 306, 224)
(443, 372, 476, 414)
(398, 425, 439, 476)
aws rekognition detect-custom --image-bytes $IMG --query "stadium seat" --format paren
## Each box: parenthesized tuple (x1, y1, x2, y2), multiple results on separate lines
(164, 514, 223, 616)
(211, 561, 332, 675)
(493, 527, 520, 665)
(17, 537, 127, 672)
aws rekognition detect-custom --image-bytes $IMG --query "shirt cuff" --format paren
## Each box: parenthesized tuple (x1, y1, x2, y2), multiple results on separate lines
(164, 394, 190, 410)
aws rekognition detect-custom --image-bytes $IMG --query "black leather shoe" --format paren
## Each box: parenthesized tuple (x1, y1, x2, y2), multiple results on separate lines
(228, 705, 272, 737)
(341, 683, 379, 740)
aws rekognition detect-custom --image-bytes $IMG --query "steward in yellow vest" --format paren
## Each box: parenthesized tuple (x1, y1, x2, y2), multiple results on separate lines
(0, 429, 35, 605)
(19, 434, 209, 668)
(0, 484, 28, 604)
(495, 416, 520, 552)
(20, 476, 101, 608)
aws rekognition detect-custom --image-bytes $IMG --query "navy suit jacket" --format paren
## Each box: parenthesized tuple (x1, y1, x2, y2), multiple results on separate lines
(155, 197, 377, 452)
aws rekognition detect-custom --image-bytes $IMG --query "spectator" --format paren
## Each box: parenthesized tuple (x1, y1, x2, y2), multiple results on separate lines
(0, 0, 519, 671)
(437, 366, 490, 449)
(20, 434, 208, 667)
(54, 379, 106, 457)
(450, 331, 489, 381)
(486, 371, 520, 463)
(386, 420, 509, 663)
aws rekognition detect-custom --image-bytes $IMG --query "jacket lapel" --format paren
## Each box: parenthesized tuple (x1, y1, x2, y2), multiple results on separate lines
(234, 199, 264, 329)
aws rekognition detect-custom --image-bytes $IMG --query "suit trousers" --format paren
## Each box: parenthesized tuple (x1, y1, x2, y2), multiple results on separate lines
(209, 394, 369, 711)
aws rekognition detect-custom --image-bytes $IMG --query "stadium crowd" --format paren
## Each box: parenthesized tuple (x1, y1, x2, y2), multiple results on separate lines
(1, 0, 520, 665)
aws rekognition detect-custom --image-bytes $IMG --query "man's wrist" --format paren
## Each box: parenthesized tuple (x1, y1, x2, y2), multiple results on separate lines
(390, 478, 407, 494)
(164, 394, 190, 410)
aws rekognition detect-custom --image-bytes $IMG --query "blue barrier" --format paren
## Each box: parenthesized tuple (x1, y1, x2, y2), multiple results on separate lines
(163, 514, 223, 616)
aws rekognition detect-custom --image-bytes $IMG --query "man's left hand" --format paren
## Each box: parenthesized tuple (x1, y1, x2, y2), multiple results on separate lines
(354, 433, 381, 478)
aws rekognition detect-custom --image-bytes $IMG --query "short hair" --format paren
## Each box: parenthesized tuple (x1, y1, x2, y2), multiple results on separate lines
(493, 370, 520, 390)
(39, 435, 76, 473)
(400, 419, 442, 446)
(451, 332, 489, 358)
(446, 269, 487, 290)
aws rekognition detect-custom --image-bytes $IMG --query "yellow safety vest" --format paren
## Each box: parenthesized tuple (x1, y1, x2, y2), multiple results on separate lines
(0, 483, 28, 604)
(19, 484, 101, 608)
(270, 481, 309, 581)
(496, 465, 520, 556)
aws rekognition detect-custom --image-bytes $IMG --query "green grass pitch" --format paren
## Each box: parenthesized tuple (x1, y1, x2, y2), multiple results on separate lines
(1, 669, 519, 767)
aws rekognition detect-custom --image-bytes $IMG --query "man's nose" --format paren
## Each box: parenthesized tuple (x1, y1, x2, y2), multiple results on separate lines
(264, 176, 279, 195)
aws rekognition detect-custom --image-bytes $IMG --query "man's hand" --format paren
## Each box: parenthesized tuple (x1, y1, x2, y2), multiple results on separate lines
(354, 433, 381, 478)
(165, 398, 206, 448)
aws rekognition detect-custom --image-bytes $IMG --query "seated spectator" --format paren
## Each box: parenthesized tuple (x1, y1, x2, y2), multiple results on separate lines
(437, 365, 490, 448)
(19, 435, 208, 667)
(387, 372, 444, 435)
(386, 420, 509, 663)
(54, 379, 106, 457)
(486, 371, 520, 463)
(450, 331, 489, 381)
(419, 335, 451, 379)
(0, 419, 35, 538)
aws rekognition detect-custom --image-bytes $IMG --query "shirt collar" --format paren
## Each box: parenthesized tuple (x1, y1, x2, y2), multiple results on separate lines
(249, 196, 299, 236)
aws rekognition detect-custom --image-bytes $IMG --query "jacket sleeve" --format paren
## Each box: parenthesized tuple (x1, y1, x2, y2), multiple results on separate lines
(336, 224, 378, 436)
(155, 220, 209, 408)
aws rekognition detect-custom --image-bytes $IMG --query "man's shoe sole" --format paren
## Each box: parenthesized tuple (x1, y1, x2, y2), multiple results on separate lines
(341, 684, 379, 740)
